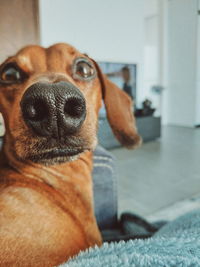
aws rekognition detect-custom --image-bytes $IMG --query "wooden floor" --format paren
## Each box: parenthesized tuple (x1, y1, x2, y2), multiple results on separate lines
(111, 125, 200, 219)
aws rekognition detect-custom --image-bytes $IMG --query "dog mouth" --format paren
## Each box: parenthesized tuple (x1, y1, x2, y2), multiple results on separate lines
(41, 147, 83, 158)
(15, 127, 95, 165)
(27, 146, 85, 164)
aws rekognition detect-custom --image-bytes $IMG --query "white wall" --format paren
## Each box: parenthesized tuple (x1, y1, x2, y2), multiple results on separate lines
(165, 0, 198, 127)
(161, 0, 169, 125)
(143, 0, 162, 116)
(39, 0, 145, 106)
(195, 0, 200, 125)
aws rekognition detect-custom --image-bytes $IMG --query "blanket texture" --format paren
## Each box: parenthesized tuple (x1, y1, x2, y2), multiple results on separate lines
(62, 209, 200, 267)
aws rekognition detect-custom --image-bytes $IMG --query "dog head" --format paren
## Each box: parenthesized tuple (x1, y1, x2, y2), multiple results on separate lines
(0, 43, 141, 165)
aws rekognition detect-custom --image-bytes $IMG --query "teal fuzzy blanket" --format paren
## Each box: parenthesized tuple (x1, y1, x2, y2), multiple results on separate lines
(62, 210, 200, 267)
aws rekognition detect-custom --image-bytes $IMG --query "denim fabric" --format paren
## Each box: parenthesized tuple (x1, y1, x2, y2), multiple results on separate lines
(92, 146, 118, 230)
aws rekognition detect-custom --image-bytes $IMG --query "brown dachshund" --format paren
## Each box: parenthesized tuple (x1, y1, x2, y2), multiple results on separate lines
(0, 43, 141, 266)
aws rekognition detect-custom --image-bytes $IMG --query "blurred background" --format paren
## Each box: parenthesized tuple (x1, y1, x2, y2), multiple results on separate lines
(0, 0, 200, 221)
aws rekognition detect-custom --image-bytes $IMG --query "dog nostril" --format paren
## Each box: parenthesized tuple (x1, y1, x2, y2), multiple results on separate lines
(64, 98, 85, 118)
(24, 100, 48, 122)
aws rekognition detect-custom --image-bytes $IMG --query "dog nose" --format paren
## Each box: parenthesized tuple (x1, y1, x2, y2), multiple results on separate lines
(20, 81, 86, 138)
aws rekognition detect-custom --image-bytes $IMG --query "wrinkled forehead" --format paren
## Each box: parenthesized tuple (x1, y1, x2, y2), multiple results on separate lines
(6, 43, 82, 73)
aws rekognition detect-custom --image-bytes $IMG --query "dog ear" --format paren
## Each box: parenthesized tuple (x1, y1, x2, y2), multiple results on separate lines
(92, 60, 142, 148)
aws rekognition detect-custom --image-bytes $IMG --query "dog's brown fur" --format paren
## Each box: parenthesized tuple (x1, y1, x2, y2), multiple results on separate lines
(0, 43, 141, 266)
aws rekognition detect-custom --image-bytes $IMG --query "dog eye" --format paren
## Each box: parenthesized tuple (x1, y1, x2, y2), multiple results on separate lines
(0, 64, 27, 84)
(76, 62, 94, 78)
(73, 58, 96, 80)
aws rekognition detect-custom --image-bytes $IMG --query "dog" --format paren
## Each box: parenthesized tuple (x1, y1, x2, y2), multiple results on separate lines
(0, 43, 141, 266)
